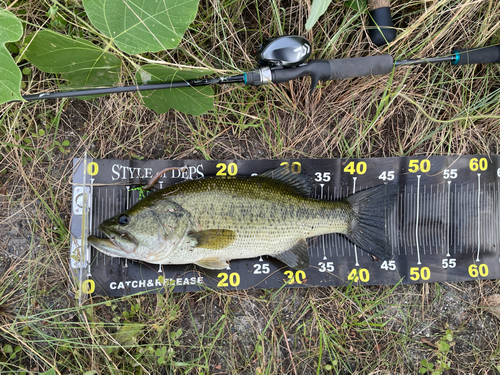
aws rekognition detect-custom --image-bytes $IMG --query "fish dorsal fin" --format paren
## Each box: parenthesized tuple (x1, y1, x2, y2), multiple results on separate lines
(195, 257, 229, 270)
(273, 238, 309, 270)
(190, 229, 236, 250)
(258, 166, 312, 196)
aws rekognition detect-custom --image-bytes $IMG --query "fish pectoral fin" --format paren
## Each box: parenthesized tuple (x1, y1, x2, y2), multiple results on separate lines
(273, 238, 309, 270)
(190, 229, 236, 250)
(195, 257, 229, 270)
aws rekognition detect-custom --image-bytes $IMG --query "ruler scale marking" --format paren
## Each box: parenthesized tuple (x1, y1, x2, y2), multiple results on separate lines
(446, 181, 451, 257)
(477, 175, 481, 261)
(416, 176, 421, 265)
(352, 178, 359, 266)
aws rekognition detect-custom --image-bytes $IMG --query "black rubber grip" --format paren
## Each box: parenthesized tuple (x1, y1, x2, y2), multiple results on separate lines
(271, 61, 331, 85)
(328, 55, 394, 80)
(270, 55, 394, 92)
(454, 45, 500, 66)
(369, 7, 397, 46)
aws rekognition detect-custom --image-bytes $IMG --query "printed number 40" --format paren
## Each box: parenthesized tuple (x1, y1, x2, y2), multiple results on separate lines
(348, 268, 369, 282)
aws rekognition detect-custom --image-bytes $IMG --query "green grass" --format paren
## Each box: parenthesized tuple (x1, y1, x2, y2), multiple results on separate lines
(1, 0, 500, 373)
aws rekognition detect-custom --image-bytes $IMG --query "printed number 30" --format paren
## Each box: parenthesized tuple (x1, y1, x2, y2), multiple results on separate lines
(284, 270, 306, 284)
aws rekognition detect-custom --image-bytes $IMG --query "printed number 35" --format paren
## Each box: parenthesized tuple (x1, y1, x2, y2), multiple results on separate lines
(315, 172, 331, 182)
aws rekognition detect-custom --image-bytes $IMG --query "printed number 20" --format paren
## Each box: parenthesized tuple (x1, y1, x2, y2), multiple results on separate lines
(217, 272, 240, 287)
(216, 163, 237, 176)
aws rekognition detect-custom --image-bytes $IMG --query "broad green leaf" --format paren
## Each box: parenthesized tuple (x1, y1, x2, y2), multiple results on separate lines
(345, 0, 367, 12)
(135, 65, 214, 116)
(115, 323, 144, 346)
(83, 0, 200, 54)
(0, 9, 23, 104)
(24, 30, 121, 90)
(305, 0, 367, 30)
(305, 0, 333, 31)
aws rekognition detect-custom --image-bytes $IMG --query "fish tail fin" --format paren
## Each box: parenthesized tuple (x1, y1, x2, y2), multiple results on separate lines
(345, 184, 398, 260)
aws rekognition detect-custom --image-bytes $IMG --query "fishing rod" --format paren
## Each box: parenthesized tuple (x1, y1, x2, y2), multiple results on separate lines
(19, 36, 500, 102)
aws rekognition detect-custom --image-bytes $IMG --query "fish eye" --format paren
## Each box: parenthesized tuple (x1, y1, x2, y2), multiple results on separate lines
(118, 214, 130, 225)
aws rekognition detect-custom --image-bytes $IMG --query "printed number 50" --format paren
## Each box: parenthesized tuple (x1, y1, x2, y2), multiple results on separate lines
(409, 267, 431, 281)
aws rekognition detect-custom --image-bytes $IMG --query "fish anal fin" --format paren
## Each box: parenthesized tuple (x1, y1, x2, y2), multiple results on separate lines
(195, 257, 229, 270)
(274, 238, 309, 270)
(190, 229, 236, 250)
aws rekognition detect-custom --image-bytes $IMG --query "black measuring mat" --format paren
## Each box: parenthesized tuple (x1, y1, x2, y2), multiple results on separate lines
(70, 156, 500, 300)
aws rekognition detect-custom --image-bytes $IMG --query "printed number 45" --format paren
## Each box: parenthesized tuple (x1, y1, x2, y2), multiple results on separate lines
(381, 260, 396, 271)
(378, 171, 394, 181)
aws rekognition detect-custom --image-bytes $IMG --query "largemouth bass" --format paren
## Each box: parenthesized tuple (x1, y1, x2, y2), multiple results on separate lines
(88, 167, 398, 270)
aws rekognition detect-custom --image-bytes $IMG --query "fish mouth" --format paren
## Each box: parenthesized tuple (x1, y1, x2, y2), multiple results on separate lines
(87, 236, 124, 258)
(91, 225, 139, 255)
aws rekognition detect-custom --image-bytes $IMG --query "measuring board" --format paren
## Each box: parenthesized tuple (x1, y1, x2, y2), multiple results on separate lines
(70, 155, 500, 301)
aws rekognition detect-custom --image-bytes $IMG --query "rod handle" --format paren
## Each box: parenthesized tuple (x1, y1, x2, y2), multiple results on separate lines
(368, 0, 396, 46)
(453, 45, 500, 66)
(270, 55, 394, 92)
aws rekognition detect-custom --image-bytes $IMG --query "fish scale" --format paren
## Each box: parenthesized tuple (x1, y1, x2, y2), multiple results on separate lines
(137, 176, 351, 264)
